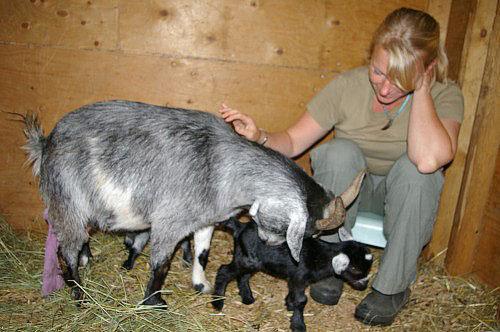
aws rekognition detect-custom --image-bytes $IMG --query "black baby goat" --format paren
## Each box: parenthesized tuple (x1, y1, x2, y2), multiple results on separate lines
(212, 218, 373, 332)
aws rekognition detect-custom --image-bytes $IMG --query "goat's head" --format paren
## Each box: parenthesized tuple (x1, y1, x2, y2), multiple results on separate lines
(249, 170, 366, 263)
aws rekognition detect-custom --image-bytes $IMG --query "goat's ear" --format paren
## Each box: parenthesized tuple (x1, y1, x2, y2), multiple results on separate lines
(331, 253, 350, 274)
(286, 210, 307, 262)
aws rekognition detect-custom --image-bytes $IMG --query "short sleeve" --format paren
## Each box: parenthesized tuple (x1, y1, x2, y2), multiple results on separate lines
(307, 75, 347, 130)
(433, 82, 464, 124)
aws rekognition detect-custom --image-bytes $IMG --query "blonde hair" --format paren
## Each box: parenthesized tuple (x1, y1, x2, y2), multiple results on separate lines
(369, 7, 448, 91)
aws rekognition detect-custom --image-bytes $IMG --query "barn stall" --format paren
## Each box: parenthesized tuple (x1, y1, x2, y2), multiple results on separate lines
(0, 0, 498, 331)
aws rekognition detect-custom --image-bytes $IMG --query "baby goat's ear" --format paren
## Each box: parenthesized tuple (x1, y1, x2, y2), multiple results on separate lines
(331, 253, 350, 274)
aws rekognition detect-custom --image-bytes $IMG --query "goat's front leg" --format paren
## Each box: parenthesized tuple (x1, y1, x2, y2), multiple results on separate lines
(286, 280, 308, 332)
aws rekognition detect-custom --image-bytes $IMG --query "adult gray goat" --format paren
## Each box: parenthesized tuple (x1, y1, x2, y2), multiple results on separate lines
(21, 100, 364, 306)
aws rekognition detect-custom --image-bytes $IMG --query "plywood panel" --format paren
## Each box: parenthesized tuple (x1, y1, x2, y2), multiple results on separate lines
(321, 0, 427, 70)
(0, 44, 335, 230)
(0, 1, 434, 232)
(0, 0, 118, 50)
(119, 0, 426, 70)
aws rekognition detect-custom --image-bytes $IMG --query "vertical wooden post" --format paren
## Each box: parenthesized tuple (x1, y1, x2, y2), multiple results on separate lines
(424, 0, 498, 261)
(445, 2, 499, 276)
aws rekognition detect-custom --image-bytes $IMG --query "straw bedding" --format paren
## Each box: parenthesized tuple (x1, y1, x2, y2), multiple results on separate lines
(0, 216, 498, 331)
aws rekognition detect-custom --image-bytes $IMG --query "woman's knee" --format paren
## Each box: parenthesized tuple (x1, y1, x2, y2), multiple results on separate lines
(310, 138, 366, 174)
(386, 154, 444, 190)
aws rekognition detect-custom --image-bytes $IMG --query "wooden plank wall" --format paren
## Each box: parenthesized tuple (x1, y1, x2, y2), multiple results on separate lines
(424, 0, 498, 262)
(474, 149, 500, 287)
(0, 0, 429, 232)
(445, 1, 499, 287)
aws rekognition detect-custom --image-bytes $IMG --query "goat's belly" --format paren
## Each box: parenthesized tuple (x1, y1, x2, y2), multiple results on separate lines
(108, 211, 150, 231)
(94, 171, 149, 231)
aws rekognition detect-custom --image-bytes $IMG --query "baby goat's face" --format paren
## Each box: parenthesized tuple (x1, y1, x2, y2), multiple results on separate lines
(331, 241, 373, 290)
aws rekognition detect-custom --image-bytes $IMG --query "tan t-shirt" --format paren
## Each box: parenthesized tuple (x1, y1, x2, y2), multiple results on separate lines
(307, 66, 464, 175)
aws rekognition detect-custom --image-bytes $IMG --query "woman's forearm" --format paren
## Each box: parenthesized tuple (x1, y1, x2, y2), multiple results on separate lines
(407, 90, 455, 173)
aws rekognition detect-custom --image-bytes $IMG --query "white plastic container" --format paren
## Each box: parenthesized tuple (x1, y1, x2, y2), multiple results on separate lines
(351, 211, 387, 248)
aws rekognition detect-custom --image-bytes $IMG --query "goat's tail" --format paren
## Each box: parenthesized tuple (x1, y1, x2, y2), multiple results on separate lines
(18, 112, 46, 177)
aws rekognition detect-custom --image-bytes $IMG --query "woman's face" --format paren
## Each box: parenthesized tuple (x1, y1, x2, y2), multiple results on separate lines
(369, 45, 409, 105)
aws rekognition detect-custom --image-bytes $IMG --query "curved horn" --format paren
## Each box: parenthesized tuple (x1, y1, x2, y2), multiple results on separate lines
(340, 169, 366, 207)
(315, 169, 366, 231)
(315, 196, 345, 230)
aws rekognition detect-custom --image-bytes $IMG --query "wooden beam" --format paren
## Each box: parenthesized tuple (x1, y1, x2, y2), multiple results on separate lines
(424, 0, 498, 261)
(427, 0, 453, 45)
(445, 1, 499, 276)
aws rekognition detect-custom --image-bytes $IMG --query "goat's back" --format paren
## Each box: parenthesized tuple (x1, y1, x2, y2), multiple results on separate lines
(39, 100, 305, 233)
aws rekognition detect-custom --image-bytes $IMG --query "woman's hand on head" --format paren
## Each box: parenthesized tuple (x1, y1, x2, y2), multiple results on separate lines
(415, 59, 437, 94)
(219, 104, 261, 142)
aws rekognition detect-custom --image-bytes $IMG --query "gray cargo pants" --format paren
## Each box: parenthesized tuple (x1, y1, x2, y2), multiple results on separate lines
(310, 138, 444, 295)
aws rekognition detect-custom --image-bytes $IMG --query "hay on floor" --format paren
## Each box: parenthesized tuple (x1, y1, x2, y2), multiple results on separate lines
(0, 216, 498, 331)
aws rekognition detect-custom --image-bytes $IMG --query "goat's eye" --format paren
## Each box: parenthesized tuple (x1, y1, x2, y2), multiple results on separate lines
(349, 266, 361, 274)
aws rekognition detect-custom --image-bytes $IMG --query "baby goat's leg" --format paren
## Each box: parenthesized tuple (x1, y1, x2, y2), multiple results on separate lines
(212, 262, 239, 311)
(286, 280, 308, 332)
(237, 273, 255, 305)
(192, 226, 214, 293)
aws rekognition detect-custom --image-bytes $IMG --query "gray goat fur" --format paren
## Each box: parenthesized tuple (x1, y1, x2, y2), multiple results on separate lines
(22, 100, 356, 306)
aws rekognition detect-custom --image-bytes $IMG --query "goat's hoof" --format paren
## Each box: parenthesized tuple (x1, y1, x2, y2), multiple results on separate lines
(142, 296, 167, 308)
(122, 259, 134, 270)
(71, 287, 83, 301)
(194, 283, 212, 294)
(291, 323, 306, 332)
(241, 295, 255, 305)
(212, 298, 224, 311)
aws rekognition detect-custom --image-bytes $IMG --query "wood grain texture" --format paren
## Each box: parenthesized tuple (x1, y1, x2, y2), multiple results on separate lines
(0, 44, 334, 230)
(0, 1, 430, 231)
(0, 1, 119, 50)
(473, 149, 500, 287)
(424, 0, 498, 261)
(444, 1, 499, 280)
(118, 0, 426, 71)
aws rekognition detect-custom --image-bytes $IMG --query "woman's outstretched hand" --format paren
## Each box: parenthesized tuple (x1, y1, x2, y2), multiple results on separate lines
(219, 103, 261, 142)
